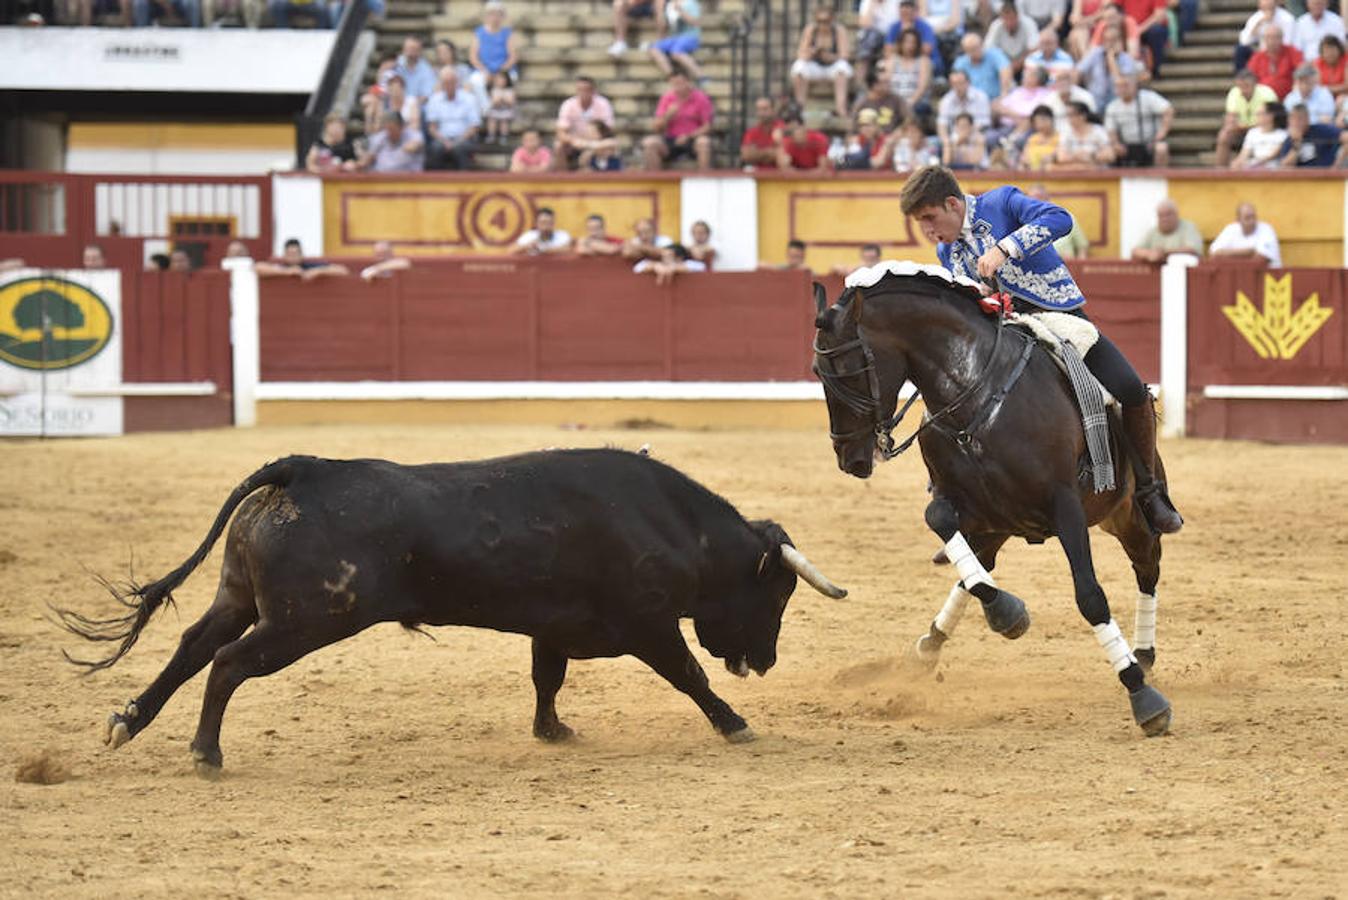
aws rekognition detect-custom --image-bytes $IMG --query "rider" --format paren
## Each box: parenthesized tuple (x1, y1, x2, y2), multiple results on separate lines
(897, 164, 1182, 534)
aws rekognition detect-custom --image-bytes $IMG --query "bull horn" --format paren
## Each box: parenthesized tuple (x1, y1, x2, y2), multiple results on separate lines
(779, 545, 847, 599)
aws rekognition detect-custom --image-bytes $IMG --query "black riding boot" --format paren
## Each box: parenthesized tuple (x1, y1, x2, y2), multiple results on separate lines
(1121, 399, 1183, 534)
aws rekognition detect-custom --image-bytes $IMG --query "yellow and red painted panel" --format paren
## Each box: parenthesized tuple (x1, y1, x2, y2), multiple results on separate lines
(1167, 177, 1346, 268)
(322, 176, 682, 256)
(755, 174, 1119, 272)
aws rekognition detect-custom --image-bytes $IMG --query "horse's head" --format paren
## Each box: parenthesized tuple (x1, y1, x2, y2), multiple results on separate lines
(811, 281, 906, 480)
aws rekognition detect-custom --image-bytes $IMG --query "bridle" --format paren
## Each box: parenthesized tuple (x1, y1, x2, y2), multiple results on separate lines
(812, 286, 1024, 459)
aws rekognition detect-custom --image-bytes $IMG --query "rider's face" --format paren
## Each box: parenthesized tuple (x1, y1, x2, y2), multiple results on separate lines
(910, 198, 964, 245)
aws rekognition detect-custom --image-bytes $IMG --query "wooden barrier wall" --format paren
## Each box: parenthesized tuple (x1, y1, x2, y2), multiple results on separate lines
(259, 259, 816, 382)
(1185, 264, 1347, 443)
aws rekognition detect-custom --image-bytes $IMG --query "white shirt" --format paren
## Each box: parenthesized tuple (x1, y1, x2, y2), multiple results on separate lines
(1239, 7, 1296, 47)
(1209, 221, 1282, 267)
(633, 258, 706, 272)
(859, 0, 902, 33)
(1292, 9, 1346, 59)
(515, 228, 572, 252)
(1240, 126, 1290, 167)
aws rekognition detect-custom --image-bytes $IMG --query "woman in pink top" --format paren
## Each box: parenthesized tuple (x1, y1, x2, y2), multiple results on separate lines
(640, 70, 714, 170)
(510, 130, 554, 173)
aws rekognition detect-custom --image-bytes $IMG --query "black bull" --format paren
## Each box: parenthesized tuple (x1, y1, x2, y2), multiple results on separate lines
(57, 450, 846, 776)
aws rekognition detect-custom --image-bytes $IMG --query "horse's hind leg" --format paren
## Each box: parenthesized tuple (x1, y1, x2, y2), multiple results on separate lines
(1053, 487, 1171, 736)
(1101, 499, 1163, 673)
(924, 496, 1029, 640)
(105, 560, 257, 750)
(911, 534, 1009, 670)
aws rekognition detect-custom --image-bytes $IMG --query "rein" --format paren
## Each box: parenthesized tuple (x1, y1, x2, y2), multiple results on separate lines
(813, 286, 1034, 459)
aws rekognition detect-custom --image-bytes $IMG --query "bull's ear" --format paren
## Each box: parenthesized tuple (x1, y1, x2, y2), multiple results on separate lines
(749, 519, 791, 578)
(756, 547, 776, 578)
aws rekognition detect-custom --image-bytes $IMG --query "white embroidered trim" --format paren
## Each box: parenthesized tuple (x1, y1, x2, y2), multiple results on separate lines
(996, 262, 1085, 306)
(844, 260, 984, 291)
(1012, 223, 1054, 256)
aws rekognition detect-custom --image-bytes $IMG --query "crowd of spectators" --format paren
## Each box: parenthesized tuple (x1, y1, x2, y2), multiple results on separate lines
(3, 0, 384, 26)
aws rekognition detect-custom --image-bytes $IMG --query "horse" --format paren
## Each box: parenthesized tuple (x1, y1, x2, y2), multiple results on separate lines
(811, 263, 1172, 736)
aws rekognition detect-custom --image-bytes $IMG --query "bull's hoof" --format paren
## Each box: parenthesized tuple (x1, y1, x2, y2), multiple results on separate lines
(534, 721, 576, 743)
(1129, 685, 1172, 737)
(104, 712, 133, 749)
(981, 590, 1030, 639)
(722, 726, 756, 744)
(1135, 647, 1156, 674)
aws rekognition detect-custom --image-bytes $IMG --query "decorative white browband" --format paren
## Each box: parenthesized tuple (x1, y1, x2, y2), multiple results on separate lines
(1093, 620, 1138, 673)
(1134, 593, 1158, 651)
(944, 532, 995, 591)
(934, 583, 974, 636)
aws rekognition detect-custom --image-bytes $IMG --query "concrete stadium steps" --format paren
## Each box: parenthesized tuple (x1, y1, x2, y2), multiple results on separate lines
(1147, 0, 1247, 166)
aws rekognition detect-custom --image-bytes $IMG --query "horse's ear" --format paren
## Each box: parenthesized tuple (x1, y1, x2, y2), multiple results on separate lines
(812, 281, 827, 317)
(847, 287, 865, 324)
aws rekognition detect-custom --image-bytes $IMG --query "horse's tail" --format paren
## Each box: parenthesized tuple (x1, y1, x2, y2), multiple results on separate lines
(53, 457, 305, 674)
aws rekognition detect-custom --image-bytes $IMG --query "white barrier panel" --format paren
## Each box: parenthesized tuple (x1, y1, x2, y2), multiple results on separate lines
(0, 268, 124, 436)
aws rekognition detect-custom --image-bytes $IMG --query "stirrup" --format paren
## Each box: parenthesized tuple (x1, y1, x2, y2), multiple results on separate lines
(1135, 480, 1183, 534)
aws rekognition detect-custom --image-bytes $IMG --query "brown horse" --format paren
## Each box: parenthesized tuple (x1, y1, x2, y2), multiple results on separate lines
(812, 268, 1172, 736)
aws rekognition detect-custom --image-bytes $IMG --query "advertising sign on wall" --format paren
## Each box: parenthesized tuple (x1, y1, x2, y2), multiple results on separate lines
(0, 270, 123, 437)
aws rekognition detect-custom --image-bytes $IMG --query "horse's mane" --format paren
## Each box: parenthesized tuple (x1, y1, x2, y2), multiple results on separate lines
(843, 261, 984, 302)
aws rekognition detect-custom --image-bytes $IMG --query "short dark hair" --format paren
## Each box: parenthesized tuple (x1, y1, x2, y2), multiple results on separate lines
(899, 165, 963, 216)
(787, 239, 807, 252)
(587, 213, 605, 224)
(150, 253, 170, 270)
(955, 112, 973, 124)
(1031, 104, 1054, 120)
(284, 238, 301, 250)
(1234, 67, 1256, 81)
(861, 243, 881, 254)
(1321, 35, 1344, 54)
(1068, 100, 1091, 117)
(577, 75, 596, 87)
(669, 243, 692, 261)
(536, 206, 556, 219)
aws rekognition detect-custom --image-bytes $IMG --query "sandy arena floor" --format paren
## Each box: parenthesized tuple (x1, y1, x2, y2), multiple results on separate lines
(1, 423, 1345, 899)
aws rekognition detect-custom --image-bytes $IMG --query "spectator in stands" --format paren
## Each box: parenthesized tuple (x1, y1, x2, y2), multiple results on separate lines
(887, 1, 943, 79)
(792, 4, 854, 120)
(1019, 104, 1061, 170)
(135, 0, 200, 26)
(634, 243, 706, 284)
(373, 74, 421, 133)
(1279, 101, 1341, 163)
(782, 239, 810, 271)
(851, 78, 908, 132)
(575, 214, 624, 256)
(148, 253, 171, 271)
(857, 0, 904, 87)
(359, 241, 411, 280)
(986, 3, 1040, 78)
(1232, 101, 1290, 167)
(169, 249, 194, 272)
(937, 69, 992, 149)
(1054, 100, 1116, 167)
(830, 242, 883, 276)
(953, 32, 1011, 101)
(555, 77, 617, 171)
(1316, 36, 1347, 96)
(483, 72, 517, 143)
(883, 28, 933, 115)
(1251, 22, 1304, 97)
(82, 244, 106, 269)
(1046, 68, 1098, 127)
(650, 0, 704, 81)
(1294, 0, 1344, 59)
(224, 240, 251, 259)
(306, 114, 358, 174)
(1285, 62, 1336, 121)
(921, 0, 963, 49)
(687, 220, 716, 268)
(842, 109, 887, 168)
(641, 70, 714, 171)
(942, 112, 988, 168)
(1026, 29, 1076, 78)
(609, 0, 665, 56)
(1022, 0, 1069, 33)
(741, 96, 785, 169)
(778, 117, 833, 170)
(396, 38, 437, 103)
(875, 116, 939, 170)
(1091, 3, 1142, 62)
(512, 207, 572, 256)
(255, 239, 349, 279)
(357, 112, 425, 172)
(423, 68, 481, 170)
(586, 123, 624, 170)
(1131, 199, 1204, 261)
(1069, 0, 1110, 58)
(1078, 22, 1141, 110)
(623, 218, 673, 261)
(1118, 0, 1168, 75)
(1029, 184, 1090, 259)
(993, 64, 1053, 139)
(509, 129, 553, 172)
(1236, 0, 1295, 72)
(470, 2, 521, 99)
(1210, 202, 1281, 266)
(1105, 73, 1173, 166)
(435, 39, 476, 86)
(1216, 68, 1278, 165)
(73, 0, 129, 26)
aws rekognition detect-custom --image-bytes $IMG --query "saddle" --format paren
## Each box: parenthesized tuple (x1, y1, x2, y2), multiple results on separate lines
(1005, 310, 1117, 408)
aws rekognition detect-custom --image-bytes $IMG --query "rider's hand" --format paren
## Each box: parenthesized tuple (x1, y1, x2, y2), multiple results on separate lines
(976, 245, 1007, 280)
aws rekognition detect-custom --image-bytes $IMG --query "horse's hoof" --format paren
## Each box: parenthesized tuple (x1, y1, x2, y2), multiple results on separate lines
(904, 635, 942, 674)
(193, 759, 223, 781)
(982, 590, 1030, 639)
(723, 726, 756, 744)
(1135, 647, 1156, 674)
(534, 722, 576, 743)
(1129, 685, 1172, 736)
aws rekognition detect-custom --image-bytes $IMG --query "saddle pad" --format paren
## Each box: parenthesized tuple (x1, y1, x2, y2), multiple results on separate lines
(1009, 311, 1114, 406)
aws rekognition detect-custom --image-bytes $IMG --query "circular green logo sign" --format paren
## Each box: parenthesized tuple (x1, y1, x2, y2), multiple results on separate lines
(0, 276, 114, 371)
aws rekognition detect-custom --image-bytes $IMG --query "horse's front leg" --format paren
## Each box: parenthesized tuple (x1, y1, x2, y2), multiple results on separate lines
(923, 497, 1029, 640)
(1053, 487, 1171, 736)
(911, 533, 1009, 670)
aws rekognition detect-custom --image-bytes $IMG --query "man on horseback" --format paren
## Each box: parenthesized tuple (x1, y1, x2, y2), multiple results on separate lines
(898, 164, 1182, 534)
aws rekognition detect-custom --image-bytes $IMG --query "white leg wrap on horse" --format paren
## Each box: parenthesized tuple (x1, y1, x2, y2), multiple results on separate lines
(933, 583, 974, 636)
(1093, 620, 1138, 673)
(1134, 592, 1158, 651)
(944, 532, 995, 591)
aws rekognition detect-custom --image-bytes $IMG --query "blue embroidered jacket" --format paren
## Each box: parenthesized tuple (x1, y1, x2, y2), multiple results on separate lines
(934, 186, 1085, 311)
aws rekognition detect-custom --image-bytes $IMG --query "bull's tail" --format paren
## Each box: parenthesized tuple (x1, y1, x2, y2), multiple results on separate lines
(53, 457, 305, 674)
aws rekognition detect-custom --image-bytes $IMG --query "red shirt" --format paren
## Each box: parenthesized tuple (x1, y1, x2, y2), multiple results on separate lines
(1315, 54, 1345, 89)
(1251, 45, 1304, 99)
(1120, 0, 1165, 26)
(781, 130, 830, 169)
(741, 119, 783, 169)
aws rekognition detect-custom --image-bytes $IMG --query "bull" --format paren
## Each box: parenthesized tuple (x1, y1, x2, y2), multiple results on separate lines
(57, 449, 846, 777)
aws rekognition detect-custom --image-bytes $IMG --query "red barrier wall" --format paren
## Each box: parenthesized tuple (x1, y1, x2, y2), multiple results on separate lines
(259, 259, 816, 382)
(1183, 264, 1348, 443)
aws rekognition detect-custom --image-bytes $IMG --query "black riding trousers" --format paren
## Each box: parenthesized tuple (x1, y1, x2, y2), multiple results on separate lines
(1013, 300, 1151, 409)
